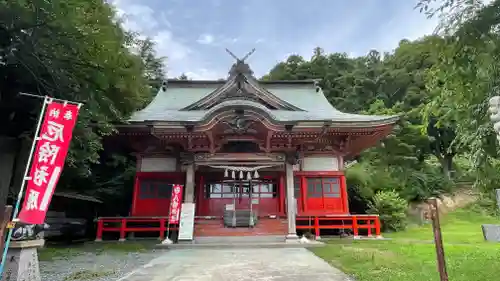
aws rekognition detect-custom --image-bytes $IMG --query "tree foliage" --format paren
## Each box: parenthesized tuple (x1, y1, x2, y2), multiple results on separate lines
(3, 0, 500, 217)
(264, 0, 500, 214)
(0, 0, 164, 208)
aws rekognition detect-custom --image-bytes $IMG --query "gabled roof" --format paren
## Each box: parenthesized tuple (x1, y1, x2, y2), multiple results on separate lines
(181, 74, 304, 111)
(128, 59, 399, 127)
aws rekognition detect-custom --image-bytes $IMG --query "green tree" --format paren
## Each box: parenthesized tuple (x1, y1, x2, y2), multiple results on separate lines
(0, 0, 163, 212)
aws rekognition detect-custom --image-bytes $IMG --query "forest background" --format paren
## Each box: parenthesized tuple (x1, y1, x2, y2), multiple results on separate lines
(1, 0, 498, 231)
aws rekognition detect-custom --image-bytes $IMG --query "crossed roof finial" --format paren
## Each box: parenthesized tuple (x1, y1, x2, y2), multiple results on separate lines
(225, 48, 256, 63)
(226, 48, 256, 77)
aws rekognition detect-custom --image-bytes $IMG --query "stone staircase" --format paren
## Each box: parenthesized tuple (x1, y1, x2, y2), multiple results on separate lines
(194, 217, 288, 237)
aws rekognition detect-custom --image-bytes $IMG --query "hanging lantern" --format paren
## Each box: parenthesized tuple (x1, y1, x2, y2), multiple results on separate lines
(239, 170, 244, 179)
(224, 169, 228, 178)
(246, 171, 252, 180)
(253, 170, 259, 178)
(231, 170, 235, 179)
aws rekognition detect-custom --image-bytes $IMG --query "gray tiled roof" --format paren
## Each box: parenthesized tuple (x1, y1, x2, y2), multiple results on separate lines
(129, 81, 399, 126)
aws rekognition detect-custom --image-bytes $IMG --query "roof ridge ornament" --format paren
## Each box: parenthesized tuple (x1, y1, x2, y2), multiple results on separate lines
(226, 48, 256, 77)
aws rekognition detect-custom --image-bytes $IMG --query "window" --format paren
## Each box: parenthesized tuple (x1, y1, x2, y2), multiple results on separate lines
(251, 180, 277, 198)
(206, 183, 235, 198)
(139, 180, 173, 199)
(323, 178, 341, 198)
(305, 177, 341, 198)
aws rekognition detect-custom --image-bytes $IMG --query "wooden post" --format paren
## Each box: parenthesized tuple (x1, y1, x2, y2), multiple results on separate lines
(119, 218, 127, 242)
(374, 217, 381, 237)
(352, 216, 359, 237)
(95, 219, 104, 242)
(159, 218, 166, 240)
(429, 198, 449, 281)
(0, 206, 13, 263)
(314, 216, 320, 238)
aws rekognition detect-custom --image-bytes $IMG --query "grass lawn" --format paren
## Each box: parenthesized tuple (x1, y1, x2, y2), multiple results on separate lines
(310, 208, 500, 281)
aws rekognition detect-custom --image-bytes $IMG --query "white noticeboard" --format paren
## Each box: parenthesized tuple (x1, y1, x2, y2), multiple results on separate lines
(178, 203, 195, 241)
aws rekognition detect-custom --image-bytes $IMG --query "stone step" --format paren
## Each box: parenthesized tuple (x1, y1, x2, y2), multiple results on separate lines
(194, 218, 288, 237)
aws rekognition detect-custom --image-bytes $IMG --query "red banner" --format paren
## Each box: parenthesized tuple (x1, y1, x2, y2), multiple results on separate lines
(18, 100, 80, 224)
(169, 184, 183, 224)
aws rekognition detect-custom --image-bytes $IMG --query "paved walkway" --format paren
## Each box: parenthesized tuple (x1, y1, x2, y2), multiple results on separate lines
(117, 248, 352, 281)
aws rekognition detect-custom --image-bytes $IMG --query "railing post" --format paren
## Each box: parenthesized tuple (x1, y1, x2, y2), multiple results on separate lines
(314, 217, 320, 240)
(352, 216, 359, 239)
(367, 219, 372, 237)
(119, 218, 127, 242)
(159, 218, 166, 240)
(375, 217, 382, 238)
(95, 219, 103, 242)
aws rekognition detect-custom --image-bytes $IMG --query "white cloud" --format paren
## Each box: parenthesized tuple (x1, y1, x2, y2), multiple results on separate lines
(197, 34, 215, 45)
(110, 0, 223, 79)
(153, 31, 191, 61)
(185, 68, 225, 80)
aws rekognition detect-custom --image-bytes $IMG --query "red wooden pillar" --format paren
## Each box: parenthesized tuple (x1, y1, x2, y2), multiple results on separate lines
(352, 216, 359, 237)
(300, 176, 308, 213)
(197, 175, 205, 215)
(314, 216, 320, 238)
(131, 154, 142, 216)
(159, 218, 166, 240)
(340, 174, 349, 214)
(131, 174, 140, 216)
(375, 217, 381, 237)
(119, 218, 127, 241)
(95, 219, 104, 242)
(279, 173, 285, 215)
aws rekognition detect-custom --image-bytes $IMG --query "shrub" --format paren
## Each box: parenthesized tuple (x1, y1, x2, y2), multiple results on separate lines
(368, 190, 408, 232)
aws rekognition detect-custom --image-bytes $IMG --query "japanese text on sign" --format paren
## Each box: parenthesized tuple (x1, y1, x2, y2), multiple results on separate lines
(169, 184, 184, 224)
(18, 100, 80, 225)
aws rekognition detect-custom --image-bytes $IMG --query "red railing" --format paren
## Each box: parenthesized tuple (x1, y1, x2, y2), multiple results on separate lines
(95, 217, 178, 241)
(296, 215, 381, 238)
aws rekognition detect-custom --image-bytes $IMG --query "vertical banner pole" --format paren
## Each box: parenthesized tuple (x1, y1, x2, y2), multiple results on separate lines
(165, 206, 172, 241)
(0, 96, 49, 276)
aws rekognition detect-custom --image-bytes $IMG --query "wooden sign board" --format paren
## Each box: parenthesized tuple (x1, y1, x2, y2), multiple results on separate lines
(178, 203, 195, 241)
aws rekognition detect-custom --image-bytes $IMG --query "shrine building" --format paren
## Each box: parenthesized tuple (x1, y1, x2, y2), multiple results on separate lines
(95, 55, 399, 243)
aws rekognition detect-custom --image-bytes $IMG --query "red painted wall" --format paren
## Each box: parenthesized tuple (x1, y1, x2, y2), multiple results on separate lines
(130, 171, 349, 217)
(294, 171, 349, 216)
(131, 172, 185, 217)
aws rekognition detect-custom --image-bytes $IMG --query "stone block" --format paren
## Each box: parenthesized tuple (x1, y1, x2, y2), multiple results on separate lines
(482, 224, 500, 242)
(1, 239, 44, 281)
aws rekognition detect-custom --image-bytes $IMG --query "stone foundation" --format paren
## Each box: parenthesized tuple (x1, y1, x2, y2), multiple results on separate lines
(482, 224, 500, 242)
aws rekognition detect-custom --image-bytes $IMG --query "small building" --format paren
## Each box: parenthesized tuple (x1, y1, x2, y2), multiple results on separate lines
(96, 56, 398, 242)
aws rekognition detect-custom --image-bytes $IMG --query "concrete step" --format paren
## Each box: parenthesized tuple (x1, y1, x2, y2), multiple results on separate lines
(156, 241, 325, 250)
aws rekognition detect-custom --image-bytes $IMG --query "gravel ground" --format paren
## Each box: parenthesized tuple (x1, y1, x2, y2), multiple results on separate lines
(39, 247, 164, 281)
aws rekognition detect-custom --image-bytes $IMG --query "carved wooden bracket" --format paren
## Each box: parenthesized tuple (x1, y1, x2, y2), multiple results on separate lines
(180, 152, 195, 165)
(285, 150, 300, 165)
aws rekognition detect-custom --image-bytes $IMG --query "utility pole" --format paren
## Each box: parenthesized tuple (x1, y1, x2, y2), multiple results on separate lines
(429, 198, 449, 281)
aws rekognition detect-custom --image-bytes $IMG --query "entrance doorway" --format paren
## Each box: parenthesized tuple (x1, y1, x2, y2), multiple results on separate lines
(200, 176, 279, 217)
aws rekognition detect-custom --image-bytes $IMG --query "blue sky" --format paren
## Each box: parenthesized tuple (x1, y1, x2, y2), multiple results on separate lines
(111, 0, 440, 80)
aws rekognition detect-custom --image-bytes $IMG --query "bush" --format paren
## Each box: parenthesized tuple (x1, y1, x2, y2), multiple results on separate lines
(368, 190, 408, 232)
